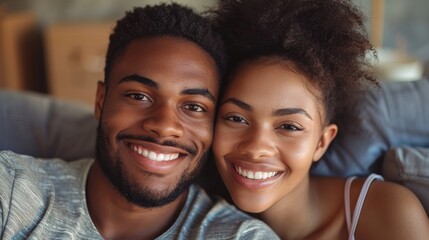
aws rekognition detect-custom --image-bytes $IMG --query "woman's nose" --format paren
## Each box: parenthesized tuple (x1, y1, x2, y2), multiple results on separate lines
(237, 127, 276, 159)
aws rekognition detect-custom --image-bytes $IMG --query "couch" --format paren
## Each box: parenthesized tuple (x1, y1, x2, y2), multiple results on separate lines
(1, 78, 429, 214)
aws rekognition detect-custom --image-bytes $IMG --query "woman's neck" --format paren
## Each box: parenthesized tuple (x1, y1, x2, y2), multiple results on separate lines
(258, 176, 347, 240)
(257, 176, 322, 240)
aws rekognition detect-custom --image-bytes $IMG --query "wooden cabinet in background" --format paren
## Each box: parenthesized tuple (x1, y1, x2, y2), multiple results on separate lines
(44, 22, 113, 106)
(0, 11, 46, 92)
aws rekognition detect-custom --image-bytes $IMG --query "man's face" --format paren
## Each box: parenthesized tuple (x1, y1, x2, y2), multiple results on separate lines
(95, 36, 219, 208)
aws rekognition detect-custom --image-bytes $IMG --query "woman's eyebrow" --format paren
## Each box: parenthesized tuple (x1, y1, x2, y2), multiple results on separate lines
(221, 98, 252, 111)
(273, 108, 313, 120)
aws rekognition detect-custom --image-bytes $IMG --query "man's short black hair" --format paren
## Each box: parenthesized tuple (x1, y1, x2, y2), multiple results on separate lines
(104, 3, 226, 87)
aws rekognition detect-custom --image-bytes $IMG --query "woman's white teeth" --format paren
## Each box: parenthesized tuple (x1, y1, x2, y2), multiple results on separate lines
(132, 145, 179, 161)
(235, 165, 277, 180)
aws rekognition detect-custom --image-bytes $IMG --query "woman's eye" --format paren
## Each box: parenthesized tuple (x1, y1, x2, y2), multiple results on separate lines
(279, 124, 302, 131)
(226, 115, 247, 124)
(128, 93, 150, 101)
(183, 104, 205, 112)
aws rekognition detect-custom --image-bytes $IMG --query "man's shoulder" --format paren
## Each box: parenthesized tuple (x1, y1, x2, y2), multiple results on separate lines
(0, 151, 100, 239)
(0, 150, 36, 169)
(0, 150, 93, 198)
(162, 184, 279, 239)
(0, 150, 49, 183)
(0, 150, 93, 174)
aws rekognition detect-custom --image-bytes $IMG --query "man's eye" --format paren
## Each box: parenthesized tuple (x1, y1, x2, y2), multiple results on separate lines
(183, 104, 205, 112)
(128, 93, 150, 101)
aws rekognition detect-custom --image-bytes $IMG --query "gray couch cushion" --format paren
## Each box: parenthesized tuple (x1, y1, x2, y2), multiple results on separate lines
(0, 90, 97, 160)
(382, 147, 429, 214)
(311, 79, 429, 176)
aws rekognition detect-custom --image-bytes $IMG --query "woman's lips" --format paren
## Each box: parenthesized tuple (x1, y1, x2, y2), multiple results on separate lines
(228, 162, 284, 189)
(234, 165, 278, 180)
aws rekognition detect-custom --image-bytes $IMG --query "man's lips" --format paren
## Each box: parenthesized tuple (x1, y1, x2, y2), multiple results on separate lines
(130, 144, 180, 162)
(117, 133, 196, 155)
(124, 141, 188, 175)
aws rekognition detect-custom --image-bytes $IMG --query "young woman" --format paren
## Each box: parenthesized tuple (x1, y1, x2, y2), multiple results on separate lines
(212, 0, 429, 239)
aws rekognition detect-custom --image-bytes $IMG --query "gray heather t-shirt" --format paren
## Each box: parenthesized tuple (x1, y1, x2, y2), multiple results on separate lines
(0, 151, 278, 239)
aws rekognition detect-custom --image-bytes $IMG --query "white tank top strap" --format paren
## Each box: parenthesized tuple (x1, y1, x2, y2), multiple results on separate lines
(344, 173, 384, 240)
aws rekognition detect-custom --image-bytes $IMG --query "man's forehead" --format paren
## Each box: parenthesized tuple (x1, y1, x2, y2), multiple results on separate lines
(109, 36, 219, 90)
(117, 74, 216, 103)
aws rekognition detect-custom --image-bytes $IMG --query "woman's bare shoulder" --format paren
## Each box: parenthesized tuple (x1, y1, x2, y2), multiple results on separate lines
(357, 179, 429, 240)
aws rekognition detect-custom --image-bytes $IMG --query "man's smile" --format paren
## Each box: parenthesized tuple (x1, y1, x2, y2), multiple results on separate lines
(130, 144, 180, 161)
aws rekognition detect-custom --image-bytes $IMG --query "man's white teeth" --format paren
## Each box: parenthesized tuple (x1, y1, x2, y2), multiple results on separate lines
(132, 145, 179, 161)
(235, 165, 277, 180)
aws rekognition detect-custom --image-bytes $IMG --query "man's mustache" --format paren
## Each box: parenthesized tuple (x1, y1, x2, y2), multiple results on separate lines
(117, 133, 197, 155)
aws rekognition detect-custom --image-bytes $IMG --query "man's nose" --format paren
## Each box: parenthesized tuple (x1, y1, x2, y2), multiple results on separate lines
(141, 103, 184, 138)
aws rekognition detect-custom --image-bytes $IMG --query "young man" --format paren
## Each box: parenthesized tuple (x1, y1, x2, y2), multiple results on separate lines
(0, 4, 277, 239)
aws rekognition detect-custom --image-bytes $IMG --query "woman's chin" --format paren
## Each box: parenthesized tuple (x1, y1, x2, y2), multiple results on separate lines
(231, 194, 270, 214)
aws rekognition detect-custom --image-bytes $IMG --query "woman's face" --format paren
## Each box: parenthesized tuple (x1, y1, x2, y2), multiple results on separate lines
(213, 60, 337, 213)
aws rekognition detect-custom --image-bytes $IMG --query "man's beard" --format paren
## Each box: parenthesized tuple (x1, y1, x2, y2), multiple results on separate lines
(95, 123, 208, 208)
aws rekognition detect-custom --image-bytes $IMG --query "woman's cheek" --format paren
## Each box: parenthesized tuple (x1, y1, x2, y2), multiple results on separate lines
(213, 126, 234, 157)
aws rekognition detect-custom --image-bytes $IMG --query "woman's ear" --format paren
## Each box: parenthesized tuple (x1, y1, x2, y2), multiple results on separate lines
(95, 81, 106, 120)
(313, 124, 338, 162)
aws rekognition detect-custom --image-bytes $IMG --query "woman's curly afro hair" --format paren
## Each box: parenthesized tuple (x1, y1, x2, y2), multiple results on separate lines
(212, 0, 378, 126)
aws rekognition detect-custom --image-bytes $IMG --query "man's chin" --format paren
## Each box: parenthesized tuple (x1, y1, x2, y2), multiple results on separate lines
(121, 186, 186, 208)
(97, 151, 189, 208)
(95, 123, 207, 208)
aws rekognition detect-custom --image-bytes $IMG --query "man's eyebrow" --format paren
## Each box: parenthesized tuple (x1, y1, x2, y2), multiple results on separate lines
(181, 89, 216, 103)
(221, 98, 252, 111)
(118, 74, 158, 89)
(273, 108, 313, 120)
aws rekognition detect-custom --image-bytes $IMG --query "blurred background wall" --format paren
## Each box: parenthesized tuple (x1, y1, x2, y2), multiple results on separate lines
(0, 0, 216, 25)
(0, 0, 428, 105)
(356, 0, 429, 62)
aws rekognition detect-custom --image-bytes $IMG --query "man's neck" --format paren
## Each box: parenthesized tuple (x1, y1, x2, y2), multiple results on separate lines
(85, 162, 188, 239)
